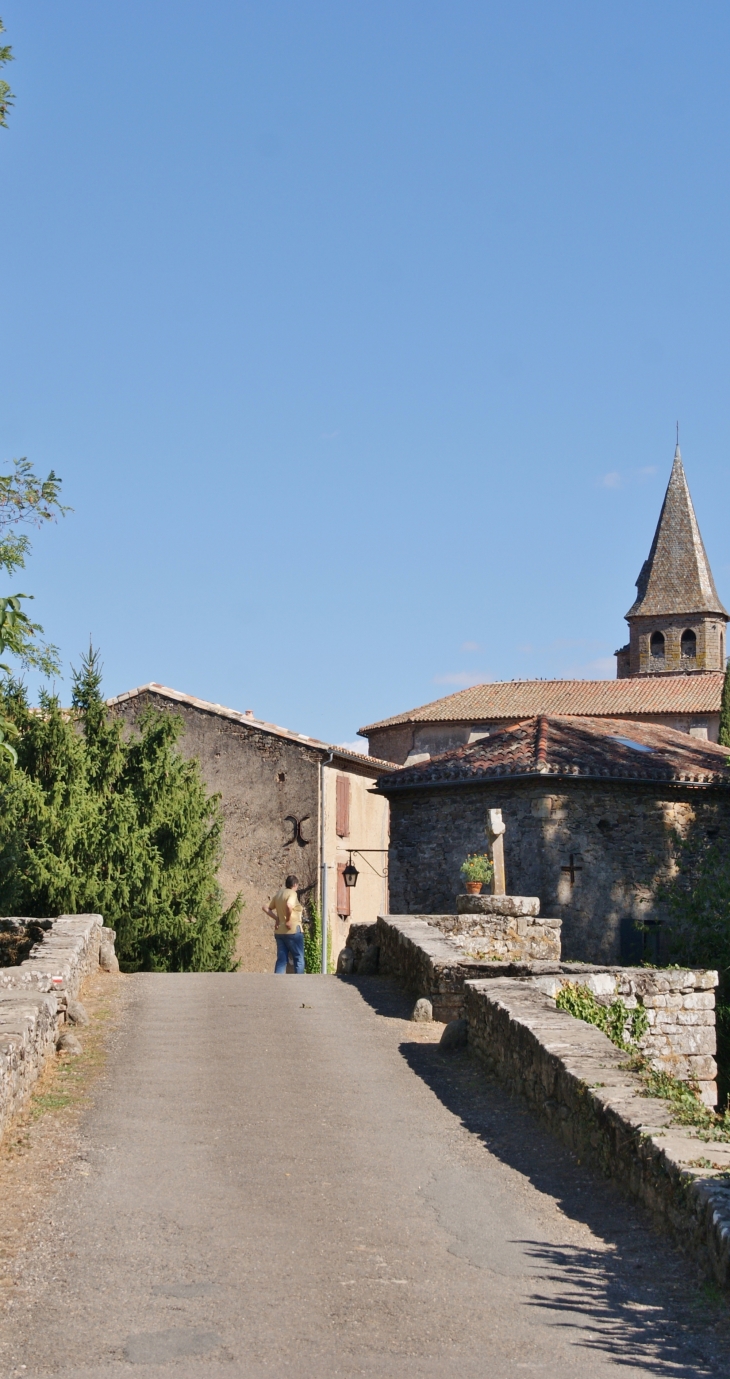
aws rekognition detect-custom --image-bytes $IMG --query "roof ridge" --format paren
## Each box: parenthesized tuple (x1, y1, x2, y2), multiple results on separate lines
(359, 672, 725, 732)
(535, 715, 549, 771)
(107, 683, 398, 772)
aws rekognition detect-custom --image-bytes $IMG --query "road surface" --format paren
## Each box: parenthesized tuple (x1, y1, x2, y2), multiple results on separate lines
(2, 973, 728, 1378)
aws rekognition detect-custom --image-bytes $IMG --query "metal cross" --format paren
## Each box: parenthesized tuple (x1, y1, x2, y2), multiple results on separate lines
(560, 854, 583, 885)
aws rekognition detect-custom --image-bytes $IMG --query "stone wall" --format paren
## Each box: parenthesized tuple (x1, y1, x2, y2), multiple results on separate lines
(385, 777, 730, 963)
(0, 915, 105, 1143)
(464, 977, 730, 1287)
(377, 914, 493, 1023)
(112, 690, 322, 971)
(430, 894, 561, 963)
(527, 967, 718, 1106)
(376, 914, 718, 1104)
(111, 689, 390, 973)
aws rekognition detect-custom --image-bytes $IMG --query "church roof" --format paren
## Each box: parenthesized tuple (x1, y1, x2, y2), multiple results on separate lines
(359, 672, 724, 733)
(375, 715, 730, 791)
(626, 446, 728, 620)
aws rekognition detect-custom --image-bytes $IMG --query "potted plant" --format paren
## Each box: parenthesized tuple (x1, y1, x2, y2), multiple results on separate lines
(460, 853, 494, 895)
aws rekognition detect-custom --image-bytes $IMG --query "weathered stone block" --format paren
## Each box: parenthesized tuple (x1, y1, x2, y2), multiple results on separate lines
(658, 1027, 716, 1056)
(683, 992, 716, 1010)
(456, 894, 540, 918)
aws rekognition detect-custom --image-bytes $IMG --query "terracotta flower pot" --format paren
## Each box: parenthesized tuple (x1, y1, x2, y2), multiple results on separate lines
(465, 881, 483, 895)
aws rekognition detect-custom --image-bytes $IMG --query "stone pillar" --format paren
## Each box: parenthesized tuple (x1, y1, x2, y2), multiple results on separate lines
(486, 808, 506, 896)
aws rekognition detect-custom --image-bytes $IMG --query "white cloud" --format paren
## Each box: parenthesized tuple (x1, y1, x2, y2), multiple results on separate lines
(598, 466, 658, 490)
(433, 671, 490, 687)
(460, 640, 481, 652)
(337, 739, 367, 754)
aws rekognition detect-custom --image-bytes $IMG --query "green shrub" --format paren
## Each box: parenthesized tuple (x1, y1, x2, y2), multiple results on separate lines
(304, 899, 322, 974)
(555, 981, 648, 1051)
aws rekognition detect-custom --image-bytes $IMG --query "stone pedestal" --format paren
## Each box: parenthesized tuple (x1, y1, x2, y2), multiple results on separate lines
(429, 894, 563, 963)
(457, 894, 540, 917)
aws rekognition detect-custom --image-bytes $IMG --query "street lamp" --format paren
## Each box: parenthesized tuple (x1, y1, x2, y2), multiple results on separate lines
(343, 855, 359, 888)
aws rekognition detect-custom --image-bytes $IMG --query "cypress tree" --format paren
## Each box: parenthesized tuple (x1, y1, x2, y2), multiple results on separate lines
(0, 650, 241, 971)
(720, 657, 730, 748)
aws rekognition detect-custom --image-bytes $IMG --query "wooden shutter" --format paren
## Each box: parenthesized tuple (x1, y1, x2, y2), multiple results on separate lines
(337, 862, 351, 917)
(336, 774, 350, 837)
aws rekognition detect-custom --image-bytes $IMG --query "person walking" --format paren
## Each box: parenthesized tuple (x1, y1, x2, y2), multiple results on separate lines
(263, 874, 305, 974)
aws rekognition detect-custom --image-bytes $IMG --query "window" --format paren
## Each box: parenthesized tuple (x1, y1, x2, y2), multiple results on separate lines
(337, 862, 351, 917)
(681, 629, 697, 659)
(336, 775, 350, 837)
(650, 631, 665, 659)
(609, 736, 654, 754)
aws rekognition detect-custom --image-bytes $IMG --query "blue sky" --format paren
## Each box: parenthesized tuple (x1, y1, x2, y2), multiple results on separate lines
(1, 1, 729, 746)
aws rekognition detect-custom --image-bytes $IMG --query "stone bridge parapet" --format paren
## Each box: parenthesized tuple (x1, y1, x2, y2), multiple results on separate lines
(0, 915, 107, 1143)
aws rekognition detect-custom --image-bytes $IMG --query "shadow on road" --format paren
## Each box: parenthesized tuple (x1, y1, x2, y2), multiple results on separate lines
(349, 975, 730, 1377)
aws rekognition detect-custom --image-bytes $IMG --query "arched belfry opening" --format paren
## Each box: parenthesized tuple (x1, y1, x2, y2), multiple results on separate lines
(681, 629, 697, 661)
(616, 444, 728, 678)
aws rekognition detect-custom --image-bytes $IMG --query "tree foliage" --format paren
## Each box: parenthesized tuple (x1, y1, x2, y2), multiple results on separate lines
(0, 18, 13, 129)
(0, 458, 68, 679)
(662, 833, 730, 976)
(660, 828, 730, 1106)
(0, 649, 241, 971)
(719, 658, 730, 748)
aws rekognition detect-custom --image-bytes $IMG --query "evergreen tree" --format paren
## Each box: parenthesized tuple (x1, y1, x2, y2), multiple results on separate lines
(720, 657, 730, 748)
(0, 651, 241, 971)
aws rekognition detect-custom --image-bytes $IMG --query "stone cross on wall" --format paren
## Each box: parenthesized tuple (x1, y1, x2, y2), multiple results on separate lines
(486, 808, 506, 895)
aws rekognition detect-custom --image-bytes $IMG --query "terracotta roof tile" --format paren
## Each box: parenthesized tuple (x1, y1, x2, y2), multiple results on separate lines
(359, 673, 724, 732)
(376, 716, 730, 791)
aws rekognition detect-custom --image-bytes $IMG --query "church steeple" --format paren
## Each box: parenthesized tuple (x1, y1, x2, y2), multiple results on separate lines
(626, 445, 727, 621)
(616, 445, 728, 678)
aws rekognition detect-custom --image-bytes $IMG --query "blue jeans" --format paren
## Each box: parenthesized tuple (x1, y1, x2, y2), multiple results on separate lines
(275, 931, 305, 974)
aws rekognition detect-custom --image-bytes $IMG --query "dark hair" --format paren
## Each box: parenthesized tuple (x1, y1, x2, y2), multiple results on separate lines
(285, 874, 299, 889)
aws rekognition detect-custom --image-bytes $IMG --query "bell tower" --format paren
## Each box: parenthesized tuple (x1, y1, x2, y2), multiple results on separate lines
(615, 445, 728, 679)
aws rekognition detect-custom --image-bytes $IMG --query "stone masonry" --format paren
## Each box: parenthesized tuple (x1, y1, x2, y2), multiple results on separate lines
(463, 977, 730, 1287)
(431, 893, 561, 963)
(381, 772, 730, 964)
(376, 913, 719, 1105)
(0, 915, 108, 1143)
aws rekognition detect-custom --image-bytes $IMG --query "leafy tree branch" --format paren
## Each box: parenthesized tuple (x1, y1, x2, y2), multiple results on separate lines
(0, 18, 14, 129)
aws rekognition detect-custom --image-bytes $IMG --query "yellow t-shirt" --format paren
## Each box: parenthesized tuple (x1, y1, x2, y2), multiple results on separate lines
(269, 887, 303, 935)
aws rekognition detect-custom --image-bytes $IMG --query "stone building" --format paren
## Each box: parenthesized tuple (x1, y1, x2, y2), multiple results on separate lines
(615, 444, 728, 678)
(359, 445, 728, 764)
(376, 715, 730, 965)
(109, 685, 392, 972)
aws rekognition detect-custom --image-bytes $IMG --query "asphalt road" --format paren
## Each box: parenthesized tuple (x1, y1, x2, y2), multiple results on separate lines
(4, 973, 729, 1379)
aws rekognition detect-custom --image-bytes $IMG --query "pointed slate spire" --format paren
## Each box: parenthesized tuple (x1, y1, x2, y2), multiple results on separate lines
(626, 446, 728, 618)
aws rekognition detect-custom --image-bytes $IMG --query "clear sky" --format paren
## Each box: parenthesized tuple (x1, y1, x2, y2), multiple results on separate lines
(1, 2, 729, 747)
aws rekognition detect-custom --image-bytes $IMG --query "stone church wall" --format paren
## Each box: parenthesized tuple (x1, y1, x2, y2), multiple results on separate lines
(386, 779, 730, 964)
